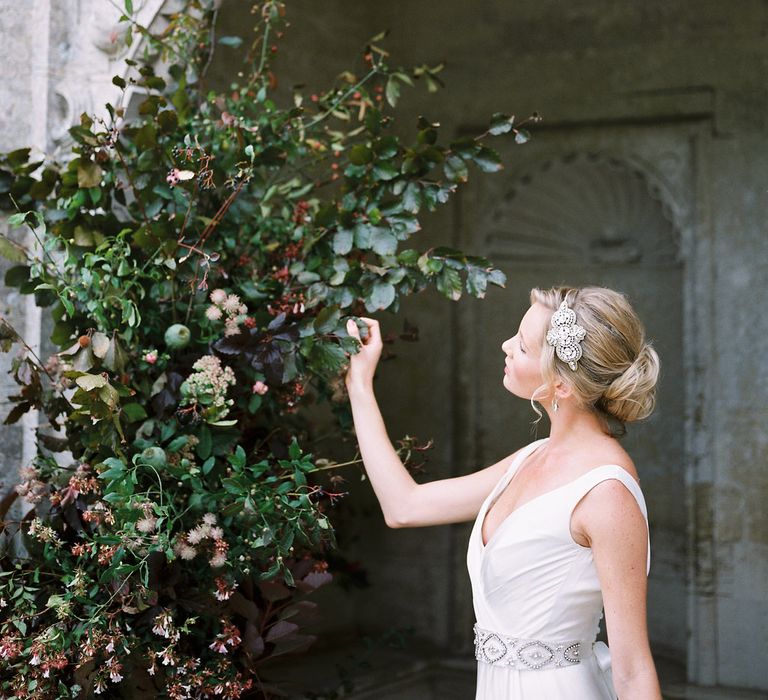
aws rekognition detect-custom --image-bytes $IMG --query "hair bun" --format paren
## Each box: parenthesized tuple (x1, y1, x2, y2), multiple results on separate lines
(601, 343, 660, 423)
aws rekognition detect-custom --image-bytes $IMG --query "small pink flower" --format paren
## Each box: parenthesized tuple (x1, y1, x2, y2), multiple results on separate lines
(143, 351, 158, 364)
(224, 318, 241, 336)
(210, 289, 227, 305)
(136, 516, 157, 533)
(205, 305, 223, 321)
(214, 576, 238, 601)
(209, 638, 229, 654)
(252, 381, 269, 395)
(210, 553, 227, 568)
(222, 294, 242, 314)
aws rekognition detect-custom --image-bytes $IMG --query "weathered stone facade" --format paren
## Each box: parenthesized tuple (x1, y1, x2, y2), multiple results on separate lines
(1, 1, 766, 696)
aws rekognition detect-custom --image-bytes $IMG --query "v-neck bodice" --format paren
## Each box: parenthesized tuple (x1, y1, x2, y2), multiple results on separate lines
(466, 437, 652, 699)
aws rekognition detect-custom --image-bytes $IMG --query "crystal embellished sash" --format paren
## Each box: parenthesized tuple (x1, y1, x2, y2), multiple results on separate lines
(473, 623, 595, 671)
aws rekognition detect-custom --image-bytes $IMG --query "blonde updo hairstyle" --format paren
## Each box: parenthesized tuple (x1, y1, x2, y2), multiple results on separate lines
(529, 286, 660, 437)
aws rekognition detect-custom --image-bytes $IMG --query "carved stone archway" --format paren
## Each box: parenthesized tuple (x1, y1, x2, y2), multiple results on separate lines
(450, 128, 697, 674)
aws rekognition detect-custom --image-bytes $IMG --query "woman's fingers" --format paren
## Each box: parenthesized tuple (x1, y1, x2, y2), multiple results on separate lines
(358, 317, 381, 344)
(345, 318, 359, 338)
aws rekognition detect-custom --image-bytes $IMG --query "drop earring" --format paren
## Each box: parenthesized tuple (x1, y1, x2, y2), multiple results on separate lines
(552, 397, 559, 412)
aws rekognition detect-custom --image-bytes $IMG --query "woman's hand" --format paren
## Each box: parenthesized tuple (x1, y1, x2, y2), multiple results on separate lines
(344, 317, 383, 391)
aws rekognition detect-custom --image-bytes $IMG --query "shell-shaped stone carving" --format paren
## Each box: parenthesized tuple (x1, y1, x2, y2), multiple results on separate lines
(484, 153, 681, 266)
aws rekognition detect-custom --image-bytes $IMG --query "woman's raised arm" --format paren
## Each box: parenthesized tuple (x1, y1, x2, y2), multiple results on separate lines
(344, 317, 521, 528)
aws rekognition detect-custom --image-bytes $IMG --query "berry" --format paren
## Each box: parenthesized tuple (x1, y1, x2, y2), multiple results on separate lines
(141, 447, 166, 469)
(164, 324, 191, 350)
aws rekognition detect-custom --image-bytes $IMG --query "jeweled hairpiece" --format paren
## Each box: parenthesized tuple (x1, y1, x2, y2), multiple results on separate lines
(546, 300, 587, 371)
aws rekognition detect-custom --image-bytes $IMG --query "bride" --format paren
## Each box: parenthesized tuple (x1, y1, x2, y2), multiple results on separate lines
(342, 285, 664, 699)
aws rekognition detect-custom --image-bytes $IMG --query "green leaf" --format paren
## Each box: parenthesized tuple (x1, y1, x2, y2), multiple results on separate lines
(75, 373, 108, 391)
(99, 466, 125, 480)
(218, 35, 244, 47)
(417, 252, 443, 276)
(349, 145, 372, 165)
(125, 0, 133, 13)
(489, 113, 515, 135)
(122, 403, 148, 422)
(229, 445, 246, 469)
(488, 269, 507, 287)
(373, 135, 399, 159)
(436, 267, 462, 301)
(387, 214, 420, 237)
(222, 477, 245, 495)
(514, 129, 531, 145)
(466, 267, 488, 298)
(353, 222, 372, 249)
(473, 146, 503, 173)
(365, 281, 395, 311)
(313, 305, 341, 334)
(372, 162, 398, 181)
(443, 155, 468, 182)
(77, 161, 102, 188)
(197, 425, 212, 460)
(308, 340, 347, 374)
(332, 228, 353, 255)
(248, 393, 263, 413)
(112, 75, 127, 89)
(385, 76, 400, 108)
(370, 228, 397, 255)
(6, 212, 27, 227)
(288, 437, 301, 460)
(401, 182, 421, 214)
(167, 435, 188, 452)
(397, 249, 419, 265)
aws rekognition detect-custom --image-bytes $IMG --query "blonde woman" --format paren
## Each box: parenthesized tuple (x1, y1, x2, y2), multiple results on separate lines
(343, 286, 663, 700)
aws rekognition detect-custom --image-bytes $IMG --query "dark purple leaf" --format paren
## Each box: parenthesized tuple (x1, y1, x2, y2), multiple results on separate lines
(258, 580, 291, 602)
(265, 620, 299, 642)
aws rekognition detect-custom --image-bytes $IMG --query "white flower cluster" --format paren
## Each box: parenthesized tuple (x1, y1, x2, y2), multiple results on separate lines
(206, 288, 248, 337)
(180, 355, 237, 423)
(172, 512, 229, 568)
(15, 464, 48, 504)
(27, 517, 63, 548)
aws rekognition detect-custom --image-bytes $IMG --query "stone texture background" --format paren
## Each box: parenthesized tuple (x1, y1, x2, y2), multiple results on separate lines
(1, 0, 766, 695)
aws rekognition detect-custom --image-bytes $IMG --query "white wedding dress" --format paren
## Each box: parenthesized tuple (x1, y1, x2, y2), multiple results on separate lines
(466, 437, 651, 699)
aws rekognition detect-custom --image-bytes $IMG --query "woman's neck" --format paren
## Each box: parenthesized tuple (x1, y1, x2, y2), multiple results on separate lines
(544, 402, 611, 449)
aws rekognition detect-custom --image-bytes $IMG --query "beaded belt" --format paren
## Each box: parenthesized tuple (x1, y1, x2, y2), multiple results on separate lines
(473, 623, 594, 671)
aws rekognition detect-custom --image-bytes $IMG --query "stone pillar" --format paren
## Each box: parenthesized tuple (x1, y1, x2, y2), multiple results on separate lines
(0, 0, 50, 493)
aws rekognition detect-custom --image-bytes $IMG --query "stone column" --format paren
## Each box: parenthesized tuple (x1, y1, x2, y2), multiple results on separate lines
(0, 0, 50, 493)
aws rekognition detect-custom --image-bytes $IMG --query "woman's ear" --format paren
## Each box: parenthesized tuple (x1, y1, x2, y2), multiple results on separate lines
(553, 379, 574, 401)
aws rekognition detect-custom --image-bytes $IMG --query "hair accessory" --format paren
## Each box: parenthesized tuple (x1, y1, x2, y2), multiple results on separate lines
(546, 301, 587, 371)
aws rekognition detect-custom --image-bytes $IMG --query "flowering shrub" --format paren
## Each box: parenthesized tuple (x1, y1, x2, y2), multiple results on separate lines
(0, 0, 535, 697)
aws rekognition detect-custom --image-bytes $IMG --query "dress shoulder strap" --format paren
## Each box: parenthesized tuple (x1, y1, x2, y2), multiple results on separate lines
(488, 437, 551, 506)
(566, 465, 651, 575)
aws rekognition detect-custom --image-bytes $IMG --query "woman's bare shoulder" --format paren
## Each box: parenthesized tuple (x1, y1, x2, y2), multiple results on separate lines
(574, 437, 640, 483)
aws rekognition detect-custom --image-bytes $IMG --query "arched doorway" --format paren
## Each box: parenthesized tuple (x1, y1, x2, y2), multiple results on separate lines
(451, 125, 693, 668)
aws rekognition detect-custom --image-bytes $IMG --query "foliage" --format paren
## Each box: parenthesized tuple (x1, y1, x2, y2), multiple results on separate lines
(0, 1, 535, 697)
